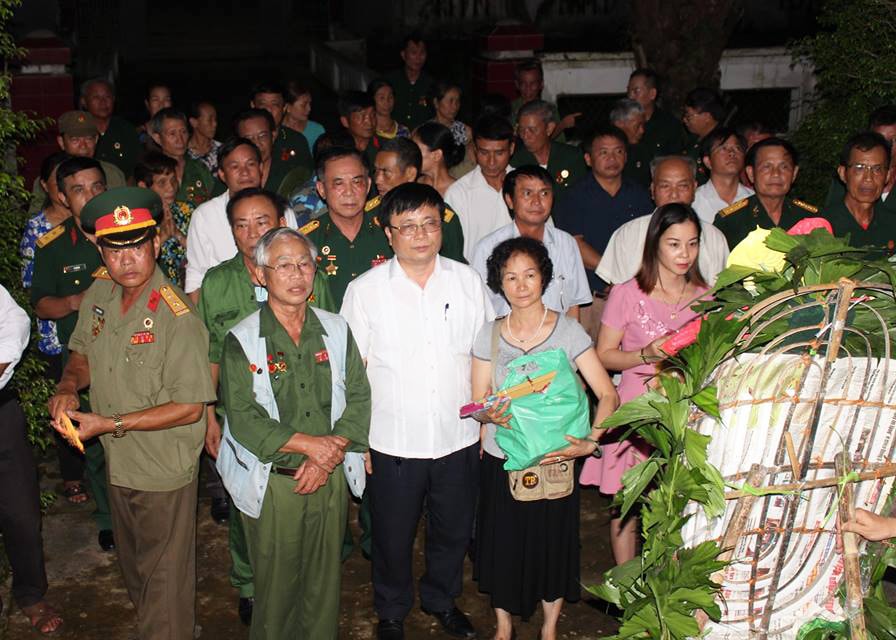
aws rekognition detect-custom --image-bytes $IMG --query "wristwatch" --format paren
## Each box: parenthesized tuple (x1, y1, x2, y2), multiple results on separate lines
(111, 413, 126, 438)
(585, 436, 602, 458)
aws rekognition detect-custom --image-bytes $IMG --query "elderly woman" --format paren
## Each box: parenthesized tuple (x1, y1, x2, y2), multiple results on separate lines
(219, 227, 371, 640)
(471, 236, 618, 640)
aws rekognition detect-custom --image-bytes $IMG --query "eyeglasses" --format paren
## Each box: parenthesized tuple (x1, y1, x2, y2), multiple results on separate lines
(264, 259, 315, 276)
(389, 220, 442, 237)
(242, 131, 271, 143)
(849, 163, 887, 177)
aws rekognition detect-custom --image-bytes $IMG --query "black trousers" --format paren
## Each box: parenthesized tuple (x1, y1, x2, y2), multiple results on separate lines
(369, 443, 479, 621)
(0, 393, 48, 607)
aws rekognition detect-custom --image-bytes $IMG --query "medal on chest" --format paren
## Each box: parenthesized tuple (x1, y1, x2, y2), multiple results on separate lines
(325, 255, 338, 276)
(130, 330, 155, 345)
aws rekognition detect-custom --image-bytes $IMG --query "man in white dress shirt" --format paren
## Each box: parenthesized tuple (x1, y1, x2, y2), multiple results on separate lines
(184, 137, 297, 300)
(341, 183, 493, 640)
(444, 115, 514, 262)
(471, 165, 591, 319)
(692, 127, 754, 224)
(596, 156, 730, 286)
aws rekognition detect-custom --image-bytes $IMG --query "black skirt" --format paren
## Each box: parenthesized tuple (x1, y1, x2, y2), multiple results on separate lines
(473, 452, 581, 619)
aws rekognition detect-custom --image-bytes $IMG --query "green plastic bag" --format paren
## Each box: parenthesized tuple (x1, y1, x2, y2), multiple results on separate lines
(494, 348, 591, 471)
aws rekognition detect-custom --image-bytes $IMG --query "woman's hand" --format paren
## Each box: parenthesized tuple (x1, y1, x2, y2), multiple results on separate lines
(472, 396, 512, 427)
(642, 335, 671, 361)
(540, 435, 598, 464)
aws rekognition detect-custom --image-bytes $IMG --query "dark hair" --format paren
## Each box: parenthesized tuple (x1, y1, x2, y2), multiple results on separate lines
(479, 93, 512, 121)
(868, 105, 896, 130)
(312, 130, 356, 161)
(485, 236, 553, 299)
(473, 115, 514, 144)
(745, 136, 799, 169)
(380, 137, 422, 175)
(56, 156, 105, 193)
(502, 165, 553, 200)
(338, 91, 374, 118)
(685, 87, 726, 123)
(144, 82, 171, 101)
(629, 68, 659, 91)
(217, 136, 262, 165)
(249, 81, 287, 103)
(367, 78, 394, 101)
(233, 107, 275, 134)
(188, 100, 215, 120)
(225, 187, 287, 226)
(635, 203, 706, 294)
(134, 151, 177, 187)
(699, 126, 747, 159)
(41, 151, 71, 183)
(316, 146, 367, 180)
(413, 122, 464, 168)
(149, 107, 188, 136)
(515, 58, 543, 82)
(736, 120, 774, 139)
(285, 80, 312, 103)
(380, 182, 444, 225)
(429, 79, 461, 107)
(581, 124, 628, 153)
(839, 130, 892, 168)
(400, 32, 425, 50)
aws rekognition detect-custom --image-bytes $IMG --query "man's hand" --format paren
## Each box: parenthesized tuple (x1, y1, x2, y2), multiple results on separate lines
(556, 112, 582, 134)
(364, 451, 373, 475)
(48, 391, 80, 432)
(841, 508, 896, 542)
(67, 292, 86, 313)
(66, 410, 113, 440)
(300, 434, 347, 473)
(292, 461, 329, 495)
(205, 409, 222, 458)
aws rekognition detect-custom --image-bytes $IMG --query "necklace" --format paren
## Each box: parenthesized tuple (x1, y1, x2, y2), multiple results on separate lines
(506, 306, 549, 344)
(660, 277, 688, 320)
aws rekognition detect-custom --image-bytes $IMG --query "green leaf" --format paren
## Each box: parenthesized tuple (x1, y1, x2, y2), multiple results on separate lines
(764, 228, 801, 252)
(683, 428, 710, 469)
(601, 393, 663, 429)
(619, 458, 661, 517)
(709, 264, 760, 292)
(690, 385, 720, 419)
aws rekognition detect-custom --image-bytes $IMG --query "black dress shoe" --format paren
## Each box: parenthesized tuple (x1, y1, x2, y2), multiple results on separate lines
(98, 529, 115, 551)
(210, 497, 230, 524)
(376, 619, 404, 640)
(238, 597, 253, 626)
(422, 606, 477, 638)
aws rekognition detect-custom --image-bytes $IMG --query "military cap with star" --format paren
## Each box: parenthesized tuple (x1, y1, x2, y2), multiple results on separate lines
(80, 187, 163, 247)
(58, 110, 99, 137)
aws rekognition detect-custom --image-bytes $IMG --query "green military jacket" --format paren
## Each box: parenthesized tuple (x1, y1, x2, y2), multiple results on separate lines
(266, 160, 311, 199)
(510, 140, 587, 197)
(177, 157, 215, 205)
(273, 126, 313, 174)
(30, 217, 104, 346)
(640, 107, 685, 157)
(28, 160, 126, 215)
(825, 197, 896, 253)
(197, 253, 336, 364)
(623, 143, 653, 190)
(68, 267, 216, 491)
(95, 115, 141, 178)
(219, 304, 371, 468)
(300, 211, 392, 307)
(684, 132, 710, 185)
(362, 195, 466, 264)
(386, 69, 434, 130)
(713, 194, 819, 249)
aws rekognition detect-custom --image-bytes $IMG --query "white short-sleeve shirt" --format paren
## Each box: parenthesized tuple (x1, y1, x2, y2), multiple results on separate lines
(692, 180, 754, 225)
(444, 166, 512, 263)
(0, 285, 31, 390)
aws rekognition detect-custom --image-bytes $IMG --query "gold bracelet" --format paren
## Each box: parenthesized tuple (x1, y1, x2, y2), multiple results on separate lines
(111, 413, 127, 438)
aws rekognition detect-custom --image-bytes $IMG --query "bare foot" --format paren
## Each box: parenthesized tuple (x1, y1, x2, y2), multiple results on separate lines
(22, 600, 63, 635)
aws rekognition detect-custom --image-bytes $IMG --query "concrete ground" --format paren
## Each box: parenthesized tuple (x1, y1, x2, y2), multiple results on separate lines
(1, 457, 620, 640)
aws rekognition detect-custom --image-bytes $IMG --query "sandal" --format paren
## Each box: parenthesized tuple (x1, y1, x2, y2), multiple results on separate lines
(21, 600, 63, 635)
(62, 481, 89, 504)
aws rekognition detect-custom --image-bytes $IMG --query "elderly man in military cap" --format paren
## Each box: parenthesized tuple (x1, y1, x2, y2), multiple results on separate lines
(48, 187, 215, 640)
(28, 110, 127, 214)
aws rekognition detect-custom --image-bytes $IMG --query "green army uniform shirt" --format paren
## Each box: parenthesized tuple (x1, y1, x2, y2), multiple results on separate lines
(177, 157, 215, 205)
(714, 194, 819, 249)
(623, 143, 653, 190)
(684, 132, 710, 185)
(29, 217, 104, 346)
(301, 212, 392, 307)
(639, 107, 685, 157)
(94, 115, 141, 178)
(68, 267, 216, 491)
(363, 195, 466, 264)
(28, 160, 126, 215)
(825, 197, 896, 253)
(385, 69, 434, 130)
(198, 253, 336, 365)
(266, 159, 312, 199)
(219, 304, 371, 469)
(509, 140, 587, 198)
(273, 126, 313, 175)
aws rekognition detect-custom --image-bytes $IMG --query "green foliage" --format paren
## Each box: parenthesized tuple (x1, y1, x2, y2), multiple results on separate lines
(790, 0, 896, 203)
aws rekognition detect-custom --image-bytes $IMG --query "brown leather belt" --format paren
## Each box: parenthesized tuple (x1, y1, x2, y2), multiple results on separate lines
(274, 466, 299, 477)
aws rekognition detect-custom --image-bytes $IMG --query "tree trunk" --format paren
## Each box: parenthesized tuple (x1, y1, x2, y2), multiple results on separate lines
(630, 0, 742, 116)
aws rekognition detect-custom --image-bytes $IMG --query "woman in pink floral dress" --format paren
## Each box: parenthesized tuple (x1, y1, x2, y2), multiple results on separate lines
(581, 203, 709, 564)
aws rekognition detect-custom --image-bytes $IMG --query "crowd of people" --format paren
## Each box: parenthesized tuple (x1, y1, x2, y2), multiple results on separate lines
(3, 30, 896, 640)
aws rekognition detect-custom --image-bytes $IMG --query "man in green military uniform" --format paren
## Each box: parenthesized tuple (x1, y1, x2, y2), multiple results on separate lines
(149, 107, 216, 204)
(235, 109, 311, 197)
(510, 100, 587, 199)
(249, 81, 314, 174)
(385, 34, 434, 130)
(371, 137, 465, 263)
(197, 187, 335, 625)
(626, 68, 685, 160)
(826, 131, 896, 251)
(338, 91, 384, 172)
(610, 98, 651, 189)
(304, 147, 392, 307)
(714, 137, 819, 248)
(683, 88, 725, 186)
(219, 226, 370, 640)
(48, 187, 215, 640)
(30, 156, 115, 551)
(28, 110, 126, 214)
(80, 78, 141, 178)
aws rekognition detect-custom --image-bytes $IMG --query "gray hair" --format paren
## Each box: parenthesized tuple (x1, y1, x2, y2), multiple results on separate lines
(609, 98, 644, 125)
(253, 227, 319, 268)
(650, 155, 698, 179)
(80, 77, 115, 98)
(517, 99, 554, 124)
(149, 107, 188, 136)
